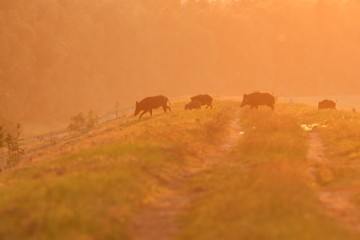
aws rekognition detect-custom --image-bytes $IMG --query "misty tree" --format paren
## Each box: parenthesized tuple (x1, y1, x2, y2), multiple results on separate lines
(115, 101, 120, 119)
(86, 110, 99, 129)
(0, 126, 4, 148)
(4, 124, 24, 168)
(68, 111, 99, 132)
(68, 113, 86, 132)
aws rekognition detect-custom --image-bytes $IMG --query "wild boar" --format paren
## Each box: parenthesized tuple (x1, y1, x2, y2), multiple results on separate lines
(134, 95, 171, 119)
(191, 94, 213, 109)
(318, 100, 336, 110)
(185, 100, 202, 110)
(241, 92, 275, 110)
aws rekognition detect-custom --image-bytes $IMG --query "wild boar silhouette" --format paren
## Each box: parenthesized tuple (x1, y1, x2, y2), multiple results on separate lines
(190, 94, 213, 109)
(134, 95, 171, 119)
(241, 92, 275, 110)
(185, 100, 202, 110)
(318, 100, 336, 110)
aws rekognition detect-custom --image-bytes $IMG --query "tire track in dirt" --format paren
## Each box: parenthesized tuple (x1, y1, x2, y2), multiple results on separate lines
(307, 132, 360, 232)
(130, 111, 243, 240)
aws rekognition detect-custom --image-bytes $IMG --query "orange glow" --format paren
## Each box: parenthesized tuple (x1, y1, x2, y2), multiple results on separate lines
(1, 0, 360, 131)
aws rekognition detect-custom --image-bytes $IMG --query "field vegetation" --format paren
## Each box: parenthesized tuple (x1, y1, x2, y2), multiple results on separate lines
(0, 102, 359, 239)
(0, 102, 235, 239)
(179, 105, 359, 240)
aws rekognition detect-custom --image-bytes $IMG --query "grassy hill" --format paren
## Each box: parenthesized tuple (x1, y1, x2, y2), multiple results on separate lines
(0, 101, 359, 239)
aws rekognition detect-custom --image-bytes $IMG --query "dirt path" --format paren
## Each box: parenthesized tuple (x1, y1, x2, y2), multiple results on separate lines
(307, 132, 360, 232)
(130, 112, 243, 240)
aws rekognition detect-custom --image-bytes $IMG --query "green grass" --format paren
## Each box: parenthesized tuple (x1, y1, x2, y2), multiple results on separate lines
(0, 101, 237, 240)
(179, 105, 358, 240)
(297, 107, 360, 205)
(0, 144, 178, 240)
(1, 102, 360, 240)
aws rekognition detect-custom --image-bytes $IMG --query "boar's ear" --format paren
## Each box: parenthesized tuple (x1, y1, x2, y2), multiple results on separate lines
(136, 101, 139, 106)
(243, 94, 247, 98)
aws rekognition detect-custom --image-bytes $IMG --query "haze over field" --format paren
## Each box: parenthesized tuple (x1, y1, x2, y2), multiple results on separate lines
(1, 0, 360, 129)
(3, 2, 360, 238)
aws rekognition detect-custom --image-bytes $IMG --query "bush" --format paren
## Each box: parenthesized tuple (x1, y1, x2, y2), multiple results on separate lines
(1, 123, 23, 168)
(68, 111, 99, 132)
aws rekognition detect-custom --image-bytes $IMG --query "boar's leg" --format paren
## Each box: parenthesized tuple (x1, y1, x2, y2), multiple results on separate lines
(139, 110, 147, 119)
(163, 105, 171, 113)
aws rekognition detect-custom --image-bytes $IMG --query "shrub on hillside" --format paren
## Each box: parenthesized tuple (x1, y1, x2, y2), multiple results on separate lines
(68, 113, 86, 132)
(1, 124, 23, 168)
(68, 111, 99, 132)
